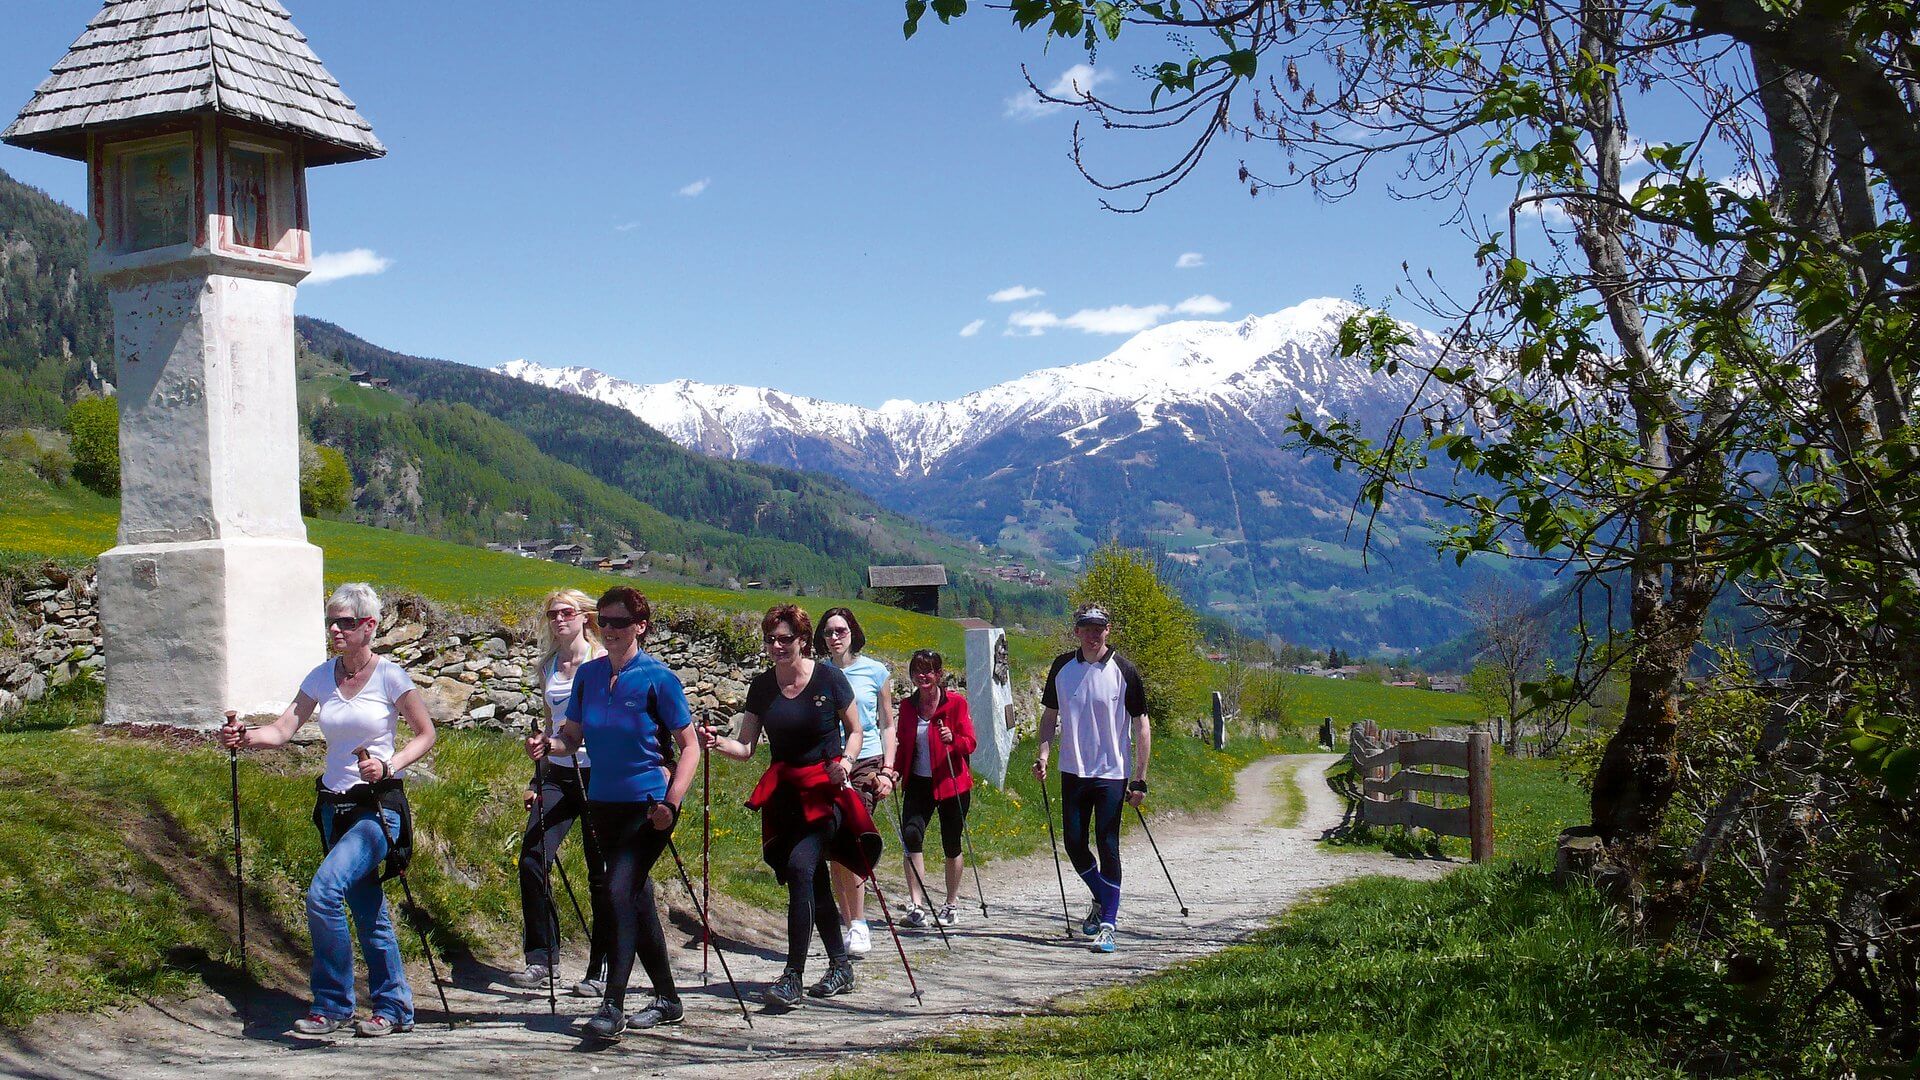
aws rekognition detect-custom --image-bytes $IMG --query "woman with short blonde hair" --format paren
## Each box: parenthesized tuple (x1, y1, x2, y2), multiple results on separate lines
(221, 583, 434, 1038)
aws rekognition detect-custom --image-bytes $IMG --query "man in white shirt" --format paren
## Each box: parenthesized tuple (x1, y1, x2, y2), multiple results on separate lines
(1032, 605, 1150, 954)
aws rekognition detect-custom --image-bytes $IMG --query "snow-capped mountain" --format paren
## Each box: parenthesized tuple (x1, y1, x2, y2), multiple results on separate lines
(496, 299, 1507, 652)
(495, 298, 1434, 481)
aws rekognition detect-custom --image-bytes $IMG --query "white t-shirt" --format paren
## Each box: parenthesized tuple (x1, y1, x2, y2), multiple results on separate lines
(912, 714, 935, 778)
(1041, 648, 1147, 781)
(299, 657, 419, 793)
(541, 655, 592, 770)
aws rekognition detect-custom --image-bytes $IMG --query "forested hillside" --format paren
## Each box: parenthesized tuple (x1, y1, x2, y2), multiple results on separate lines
(0, 170, 107, 429)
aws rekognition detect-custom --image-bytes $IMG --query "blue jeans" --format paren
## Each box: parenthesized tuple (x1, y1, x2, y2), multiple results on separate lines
(309, 804, 413, 1024)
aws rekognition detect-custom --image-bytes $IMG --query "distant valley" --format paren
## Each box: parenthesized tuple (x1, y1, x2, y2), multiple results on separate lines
(498, 300, 1548, 652)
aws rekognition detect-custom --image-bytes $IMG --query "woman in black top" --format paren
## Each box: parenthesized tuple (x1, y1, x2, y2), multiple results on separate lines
(701, 603, 875, 1011)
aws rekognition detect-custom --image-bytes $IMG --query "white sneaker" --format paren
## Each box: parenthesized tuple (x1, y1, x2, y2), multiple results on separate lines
(847, 919, 872, 957)
(936, 904, 957, 928)
(1093, 923, 1116, 953)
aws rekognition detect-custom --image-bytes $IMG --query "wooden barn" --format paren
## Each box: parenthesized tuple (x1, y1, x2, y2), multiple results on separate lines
(867, 563, 948, 615)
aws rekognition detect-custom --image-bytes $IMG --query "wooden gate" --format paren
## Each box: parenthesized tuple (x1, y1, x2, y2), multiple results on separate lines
(1347, 721, 1494, 863)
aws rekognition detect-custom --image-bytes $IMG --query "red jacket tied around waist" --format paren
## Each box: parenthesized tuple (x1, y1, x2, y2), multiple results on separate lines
(745, 760, 882, 879)
(892, 689, 976, 802)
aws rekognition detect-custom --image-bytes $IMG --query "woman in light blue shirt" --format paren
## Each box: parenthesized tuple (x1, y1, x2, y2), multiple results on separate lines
(815, 607, 892, 959)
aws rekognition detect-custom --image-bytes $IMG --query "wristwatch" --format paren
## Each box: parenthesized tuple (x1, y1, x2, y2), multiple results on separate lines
(1128, 779, 1148, 793)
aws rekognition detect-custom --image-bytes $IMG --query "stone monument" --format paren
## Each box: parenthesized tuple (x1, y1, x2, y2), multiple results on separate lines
(965, 626, 1019, 786)
(4, 0, 384, 727)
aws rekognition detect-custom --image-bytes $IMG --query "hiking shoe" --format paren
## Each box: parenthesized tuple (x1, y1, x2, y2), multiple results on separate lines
(626, 998, 685, 1029)
(902, 905, 929, 930)
(1081, 903, 1103, 937)
(846, 919, 872, 957)
(763, 968, 805, 1011)
(506, 963, 552, 989)
(584, 1001, 627, 1041)
(1093, 922, 1116, 954)
(936, 904, 958, 928)
(570, 977, 606, 998)
(291, 1013, 342, 1036)
(353, 1014, 412, 1038)
(807, 960, 855, 999)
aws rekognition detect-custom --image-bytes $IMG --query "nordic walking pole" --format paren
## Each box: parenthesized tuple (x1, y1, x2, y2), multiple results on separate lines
(1132, 804, 1190, 918)
(701, 726, 712, 984)
(527, 723, 557, 1015)
(552, 857, 591, 938)
(224, 711, 249, 1023)
(860, 853, 923, 1006)
(661, 833, 753, 1027)
(355, 749, 455, 1029)
(1035, 765, 1075, 938)
(942, 736, 989, 918)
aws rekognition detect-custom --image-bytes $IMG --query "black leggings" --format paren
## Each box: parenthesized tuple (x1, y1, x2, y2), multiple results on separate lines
(518, 767, 609, 976)
(900, 775, 970, 859)
(1060, 772, 1124, 883)
(587, 801, 676, 1010)
(781, 825, 848, 974)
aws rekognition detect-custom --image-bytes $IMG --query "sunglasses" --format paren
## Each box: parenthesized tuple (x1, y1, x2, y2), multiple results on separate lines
(326, 616, 368, 631)
(545, 607, 580, 621)
(763, 632, 799, 647)
(824, 626, 852, 637)
(598, 614, 639, 629)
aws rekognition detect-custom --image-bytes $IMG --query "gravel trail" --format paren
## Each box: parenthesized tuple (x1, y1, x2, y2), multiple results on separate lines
(0, 754, 1451, 1079)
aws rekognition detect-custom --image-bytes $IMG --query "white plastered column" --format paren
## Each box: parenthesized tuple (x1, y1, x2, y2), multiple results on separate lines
(99, 262, 322, 727)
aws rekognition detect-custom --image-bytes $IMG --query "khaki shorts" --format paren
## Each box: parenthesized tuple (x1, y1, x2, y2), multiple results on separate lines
(847, 756, 886, 813)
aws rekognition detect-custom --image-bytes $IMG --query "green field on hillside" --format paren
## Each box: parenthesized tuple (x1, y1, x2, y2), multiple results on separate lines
(0, 462, 1051, 670)
(1286, 673, 1484, 732)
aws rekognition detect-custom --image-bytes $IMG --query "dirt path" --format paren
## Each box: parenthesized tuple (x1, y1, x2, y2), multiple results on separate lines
(0, 755, 1451, 1079)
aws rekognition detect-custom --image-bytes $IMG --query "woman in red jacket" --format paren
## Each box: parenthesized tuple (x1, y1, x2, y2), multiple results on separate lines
(889, 649, 976, 928)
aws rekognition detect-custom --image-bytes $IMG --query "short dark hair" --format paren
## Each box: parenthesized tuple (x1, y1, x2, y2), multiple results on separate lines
(762, 604, 813, 656)
(908, 648, 944, 677)
(597, 586, 651, 625)
(813, 606, 866, 656)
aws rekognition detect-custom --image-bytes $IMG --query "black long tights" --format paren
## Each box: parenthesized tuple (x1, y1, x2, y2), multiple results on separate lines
(783, 826, 847, 974)
(588, 801, 676, 1011)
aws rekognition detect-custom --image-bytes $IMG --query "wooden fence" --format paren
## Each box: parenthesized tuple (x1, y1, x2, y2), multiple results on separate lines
(1347, 720, 1494, 863)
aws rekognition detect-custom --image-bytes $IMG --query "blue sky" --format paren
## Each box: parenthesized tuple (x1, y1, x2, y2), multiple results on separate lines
(1, 2, 1494, 406)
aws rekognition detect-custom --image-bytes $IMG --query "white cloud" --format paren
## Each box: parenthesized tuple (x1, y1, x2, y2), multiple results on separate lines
(1005, 309, 1059, 337)
(1175, 252, 1205, 269)
(1005, 63, 1110, 119)
(613, 221, 642, 233)
(1005, 296, 1237, 337)
(959, 318, 986, 338)
(1063, 304, 1170, 334)
(1174, 294, 1231, 316)
(677, 178, 710, 197)
(307, 248, 391, 285)
(988, 284, 1046, 303)
(1517, 189, 1573, 225)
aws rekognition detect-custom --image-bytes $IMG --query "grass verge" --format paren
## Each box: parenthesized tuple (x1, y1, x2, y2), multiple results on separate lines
(839, 748, 1797, 1079)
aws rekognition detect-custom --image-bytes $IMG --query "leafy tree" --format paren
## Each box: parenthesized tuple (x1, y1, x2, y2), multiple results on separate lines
(903, 1, 1920, 1057)
(299, 441, 352, 517)
(64, 396, 117, 495)
(1072, 541, 1206, 731)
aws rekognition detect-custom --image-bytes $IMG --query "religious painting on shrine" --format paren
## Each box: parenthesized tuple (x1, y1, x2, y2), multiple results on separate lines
(117, 139, 195, 253)
(221, 136, 294, 252)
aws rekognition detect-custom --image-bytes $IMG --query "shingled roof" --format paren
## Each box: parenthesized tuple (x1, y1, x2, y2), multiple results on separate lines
(3, 0, 383, 165)
(868, 564, 950, 589)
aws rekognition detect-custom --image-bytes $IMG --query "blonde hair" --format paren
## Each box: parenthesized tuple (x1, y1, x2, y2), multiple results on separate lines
(536, 588, 601, 676)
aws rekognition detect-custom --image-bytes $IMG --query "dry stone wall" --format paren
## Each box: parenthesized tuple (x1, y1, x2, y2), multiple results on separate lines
(0, 565, 763, 729)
